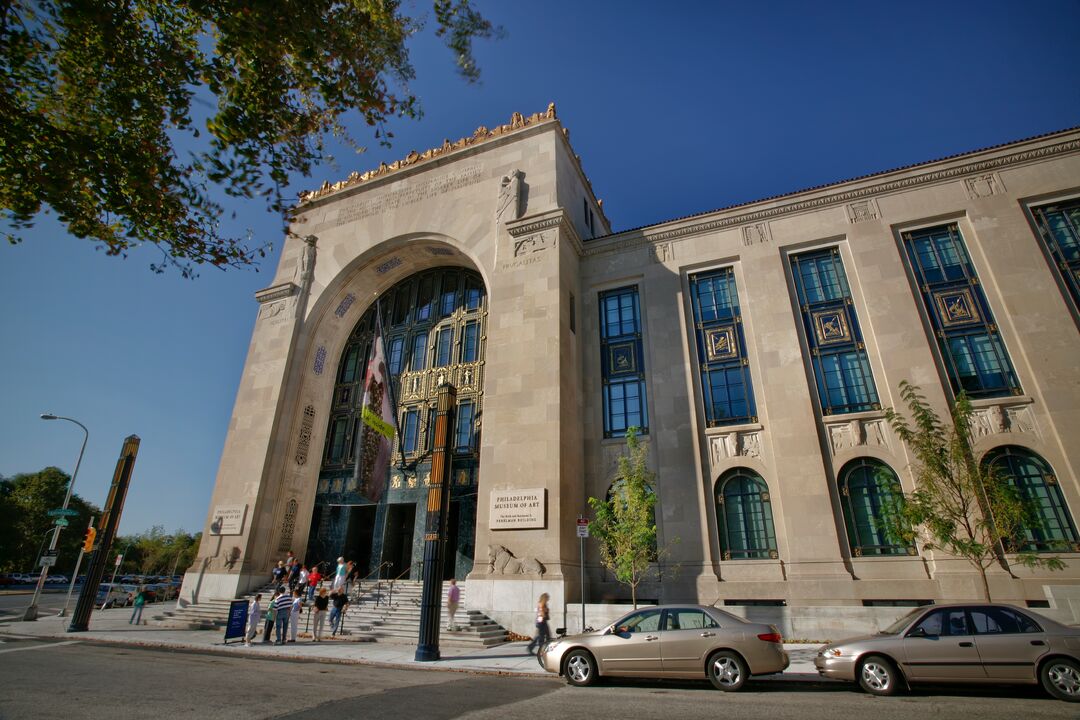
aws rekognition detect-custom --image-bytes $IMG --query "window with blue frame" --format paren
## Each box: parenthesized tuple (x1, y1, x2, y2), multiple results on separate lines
(903, 224, 1021, 398)
(716, 469, 777, 560)
(460, 321, 479, 363)
(409, 331, 428, 372)
(689, 268, 756, 425)
(983, 446, 1080, 553)
(790, 248, 879, 415)
(434, 326, 454, 367)
(599, 286, 648, 437)
(454, 401, 475, 452)
(1030, 199, 1080, 318)
(401, 408, 419, 455)
(838, 458, 911, 556)
(387, 336, 405, 376)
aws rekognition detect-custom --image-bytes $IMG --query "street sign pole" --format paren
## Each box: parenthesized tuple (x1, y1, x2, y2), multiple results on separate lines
(577, 516, 589, 632)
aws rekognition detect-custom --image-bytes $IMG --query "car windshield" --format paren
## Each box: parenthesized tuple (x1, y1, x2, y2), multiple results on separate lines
(879, 607, 924, 635)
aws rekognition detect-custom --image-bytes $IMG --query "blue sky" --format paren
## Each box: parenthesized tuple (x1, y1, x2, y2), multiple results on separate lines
(2, 0, 1079, 535)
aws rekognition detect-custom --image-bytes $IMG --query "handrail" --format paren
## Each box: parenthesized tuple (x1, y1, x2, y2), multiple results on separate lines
(386, 564, 413, 607)
(353, 561, 392, 607)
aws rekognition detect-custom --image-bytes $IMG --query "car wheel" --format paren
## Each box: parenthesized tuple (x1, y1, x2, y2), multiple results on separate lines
(1040, 657, 1080, 702)
(564, 649, 598, 687)
(707, 650, 748, 691)
(858, 655, 901, 696)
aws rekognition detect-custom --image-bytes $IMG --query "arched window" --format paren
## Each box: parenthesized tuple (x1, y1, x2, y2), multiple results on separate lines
(838, 458, 910, 557)
(983, 446, 1080, 553)
(716, 469, 777, 560)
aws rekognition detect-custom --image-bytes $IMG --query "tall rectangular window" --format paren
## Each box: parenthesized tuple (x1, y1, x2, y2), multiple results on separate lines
(903, 224, 1021, 398)
(325, 417, 348, 462)
(455, 401, 475, 452)
(387, 336, 405, 376)
(599, 286, 648, 437)
(409, 331, 428, 372)
(401, 408, 419, 454)
(689, 268, 756, 425)
(790, 248, 879, 415)
(1030, 199, 1080, 317)
(434, 326, 454, 367)
(460, 321, 479, 363)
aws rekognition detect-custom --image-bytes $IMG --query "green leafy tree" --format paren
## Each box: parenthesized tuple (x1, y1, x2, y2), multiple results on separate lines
(883, 381, 1063, 600)
(0, 467, 100, 574)
(587, 428, 663, 609)
(1, 0, 499, 275)
(112, 526, 201, 575)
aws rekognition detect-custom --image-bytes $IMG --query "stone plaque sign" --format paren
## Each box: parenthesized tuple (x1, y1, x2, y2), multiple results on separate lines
(489, 488, 546, 530)
(210, 504, 247, 535)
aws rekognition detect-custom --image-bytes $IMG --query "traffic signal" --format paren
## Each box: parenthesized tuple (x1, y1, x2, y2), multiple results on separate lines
(82, 527, 96, 553)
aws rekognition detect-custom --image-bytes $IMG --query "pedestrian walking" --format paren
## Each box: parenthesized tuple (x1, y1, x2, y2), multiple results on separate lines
(274, 589, 293, 645)
(288, 560, 301, 591)
(288, 589, 303, 642)
(129, 586, 148, 625)
(329, 588, 349, 636)
(312, 588, 329, 641)
(332, 556, 347, 593)
(525, 592, 551, 655)
(271, 561, 286, 586)
(445, 579, 461, 631)
(245, 593, 263, 646)
(307, 566, 322, 602)
(263, 589, 279, 643)
(298, 564, 309, 592)
(345, 560, 358, 596)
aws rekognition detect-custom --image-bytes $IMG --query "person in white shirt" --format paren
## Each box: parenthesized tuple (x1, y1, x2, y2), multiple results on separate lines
(244, 593, 263, 646)
(288, 589, 303, 642)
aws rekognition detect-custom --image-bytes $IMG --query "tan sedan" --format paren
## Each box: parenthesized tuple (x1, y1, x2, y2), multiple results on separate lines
(538, 604, 789, 690)
(815, 603, 1080, 702)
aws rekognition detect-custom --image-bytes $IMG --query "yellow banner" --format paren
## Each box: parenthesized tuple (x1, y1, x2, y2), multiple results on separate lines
(362, 406, 395, 440)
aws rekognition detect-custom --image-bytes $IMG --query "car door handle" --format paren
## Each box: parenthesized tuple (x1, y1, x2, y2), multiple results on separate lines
(1030, 640, 1046, 646)
(958, 642, 973, 647)
(645, 635, 659, 641)
(700, 632, 715, 638)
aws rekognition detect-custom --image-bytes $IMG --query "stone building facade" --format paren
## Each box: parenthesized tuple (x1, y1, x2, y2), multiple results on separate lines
(181, 106, 1080, 629)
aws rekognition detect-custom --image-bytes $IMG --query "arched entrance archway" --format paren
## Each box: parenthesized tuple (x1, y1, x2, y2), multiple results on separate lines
(305, 266, 486, 580)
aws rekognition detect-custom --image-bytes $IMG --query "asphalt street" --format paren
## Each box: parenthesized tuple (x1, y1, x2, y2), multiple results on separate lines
(0, 638, 1076, 720)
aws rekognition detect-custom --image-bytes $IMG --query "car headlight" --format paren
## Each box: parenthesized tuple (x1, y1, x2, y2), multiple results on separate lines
(544, 641, 561, 653)
(819, 646, 843, 657)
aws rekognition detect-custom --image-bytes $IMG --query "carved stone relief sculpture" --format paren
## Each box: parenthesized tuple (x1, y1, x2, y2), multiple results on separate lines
(709, 431, 763, 466)
(969, 402, 1037, 439)
(964, 173, 1005, 199)
(513, 231, 554, 257)
(497, 169, 524, 222)
(826, 418, 888, 455)
(486, 544, 545, 576)
(742, 223, 771, 246)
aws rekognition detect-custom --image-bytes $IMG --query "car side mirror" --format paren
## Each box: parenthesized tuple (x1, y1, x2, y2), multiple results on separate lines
(907, 626, 928, 638)
(603, 625, 613, 635)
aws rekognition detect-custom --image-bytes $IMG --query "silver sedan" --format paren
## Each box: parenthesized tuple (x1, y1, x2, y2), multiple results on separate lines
(538, 604, 789, 690)
(815, 603, 1080, 702)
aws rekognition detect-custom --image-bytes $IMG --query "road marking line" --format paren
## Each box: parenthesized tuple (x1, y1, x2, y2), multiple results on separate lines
(0, 640, 81, 655)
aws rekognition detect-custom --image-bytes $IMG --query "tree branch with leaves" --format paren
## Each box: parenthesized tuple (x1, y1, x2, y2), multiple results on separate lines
(883, 381, 1062, 600)
(1, 0, 500, 276)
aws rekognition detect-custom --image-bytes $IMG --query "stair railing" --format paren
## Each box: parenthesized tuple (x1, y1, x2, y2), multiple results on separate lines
(386, 564, 412, 607)
(353, 561, 391, 607)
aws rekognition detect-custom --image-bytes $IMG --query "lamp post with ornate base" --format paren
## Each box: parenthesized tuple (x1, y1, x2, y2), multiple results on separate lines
(415, 383, 456, 662)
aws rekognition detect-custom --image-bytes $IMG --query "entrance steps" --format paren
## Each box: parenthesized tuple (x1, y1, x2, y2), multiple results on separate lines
(151, 580, 508, 648)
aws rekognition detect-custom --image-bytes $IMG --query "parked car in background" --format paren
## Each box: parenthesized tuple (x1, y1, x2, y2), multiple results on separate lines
(0, 574, 16, 586)
(815, 603, 1080, 702)
(539, 604, 789, 690)
(95, 583, 129, 609)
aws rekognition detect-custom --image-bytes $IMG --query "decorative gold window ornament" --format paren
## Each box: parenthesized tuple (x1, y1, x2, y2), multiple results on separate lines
(906, 546, 918, 556)
(391, 476, 402, 489)
(608, 342, 637, 374)
(811, 308, 852, 346)
(760, 492, 770, 502)
(933, 288, 982, 328)
(723, 551, 732, 561)
(853, 547, 863, 557)
(768, 550, 779, 559)
(704, 326, 738, 361)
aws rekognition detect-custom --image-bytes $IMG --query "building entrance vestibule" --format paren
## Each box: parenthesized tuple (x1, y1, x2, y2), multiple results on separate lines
(305, 265, 486, 581)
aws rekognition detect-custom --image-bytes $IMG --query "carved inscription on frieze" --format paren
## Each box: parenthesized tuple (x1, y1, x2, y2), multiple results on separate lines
(323, 166, 484, 229)
(513, 231, 554, 257)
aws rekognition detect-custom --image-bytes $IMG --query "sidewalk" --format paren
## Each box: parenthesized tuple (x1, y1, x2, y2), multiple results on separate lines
(0, 604, 826, 682)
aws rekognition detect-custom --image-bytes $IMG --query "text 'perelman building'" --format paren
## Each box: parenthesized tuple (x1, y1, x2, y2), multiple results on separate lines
(181, 105, 1080, 634)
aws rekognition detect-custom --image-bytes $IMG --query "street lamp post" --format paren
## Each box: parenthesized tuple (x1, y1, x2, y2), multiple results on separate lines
(24, 414, 88, 621)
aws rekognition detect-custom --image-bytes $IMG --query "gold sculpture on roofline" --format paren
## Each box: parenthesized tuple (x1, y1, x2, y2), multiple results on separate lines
(298, 103, 558, 204)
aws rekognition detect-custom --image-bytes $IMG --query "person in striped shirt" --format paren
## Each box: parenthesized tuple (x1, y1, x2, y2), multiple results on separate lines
(274, 589, 293, 645)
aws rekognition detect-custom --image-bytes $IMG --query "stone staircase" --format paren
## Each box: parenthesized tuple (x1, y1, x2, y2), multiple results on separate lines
(152, 580, 507, 648)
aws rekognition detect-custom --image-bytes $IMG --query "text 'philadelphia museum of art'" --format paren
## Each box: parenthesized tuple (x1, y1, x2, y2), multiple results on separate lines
(180, 105, 1080, 633)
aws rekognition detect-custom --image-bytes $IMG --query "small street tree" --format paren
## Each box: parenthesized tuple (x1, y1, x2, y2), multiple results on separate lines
(883, 381, 1063, 600)
(587, 427, 660, 609)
